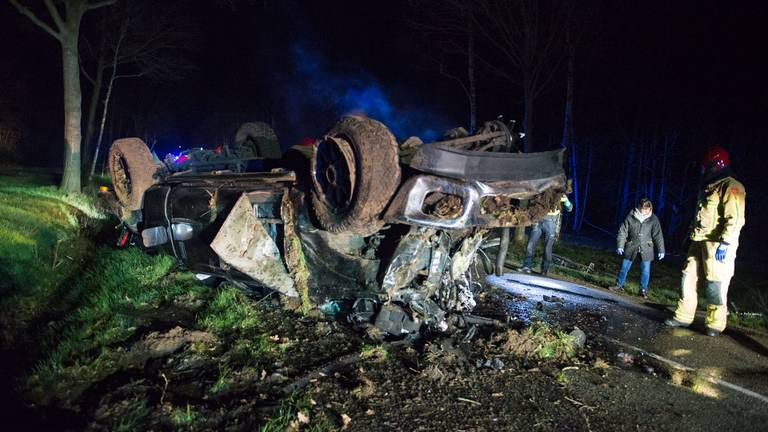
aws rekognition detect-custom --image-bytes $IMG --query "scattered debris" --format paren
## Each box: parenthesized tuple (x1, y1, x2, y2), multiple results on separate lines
(553, 254, 596, 274)
(476, 358, 505, 370)
(569, 327, 587, 349)
(543, 295, 565, 303)
(319, 301, 342, 316)
(297, 411, 310, 424)
(341, 413, 352, 430)
(617, 352, 635, 366)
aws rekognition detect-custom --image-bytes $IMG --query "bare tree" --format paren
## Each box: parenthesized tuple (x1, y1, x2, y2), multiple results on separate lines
(9, 0, 116, 192)
(473, 0, 568, 152)
(409, 0, 478, 132)
(560, 2, 595, 230)
(80, 0, 198, 178)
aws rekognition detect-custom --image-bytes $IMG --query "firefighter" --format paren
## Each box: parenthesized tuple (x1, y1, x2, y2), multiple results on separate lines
(665, 146, 746, 336)
(521, 194, 573, 276)
(609, 197, 665, 299)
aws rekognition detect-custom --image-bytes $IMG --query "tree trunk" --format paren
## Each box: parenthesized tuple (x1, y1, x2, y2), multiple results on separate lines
(90, 66, 116, 178)
(561, 28, 575, 150)
(522, 88, 534, 153)
(617, 145, 635, 224)
(576, 143, 592, 232)
(60, 33, 83, 193)
(569, 143, 579, 231)
(90, 22, 127, 179)
(515, 82, 536, 244)
(563, 29, 576, 230)
(467, 16, 477, 133)
(83, 63, 104, 170)
(10, 0, 116, 193)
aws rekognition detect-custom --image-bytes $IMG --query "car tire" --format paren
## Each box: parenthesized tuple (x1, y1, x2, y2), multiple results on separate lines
(108, 138, 160, 211)
(234, 122, 281, 159)
(310, 116, 401, 235)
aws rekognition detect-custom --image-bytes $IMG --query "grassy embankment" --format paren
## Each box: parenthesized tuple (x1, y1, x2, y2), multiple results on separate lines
(503, 237, 768, 330)
(0, 171, 327, 430)
(0, 170, 106, 344)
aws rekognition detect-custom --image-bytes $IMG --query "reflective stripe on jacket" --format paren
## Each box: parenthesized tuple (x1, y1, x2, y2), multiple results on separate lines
(690, 176, 746, 245)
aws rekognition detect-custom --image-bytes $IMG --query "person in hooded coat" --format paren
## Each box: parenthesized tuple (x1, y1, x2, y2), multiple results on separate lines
(610, 197, 665, 298)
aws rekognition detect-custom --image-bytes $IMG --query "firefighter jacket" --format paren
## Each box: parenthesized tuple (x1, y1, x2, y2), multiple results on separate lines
(616, 210, 665, 262)
(690, 174, 746, 245)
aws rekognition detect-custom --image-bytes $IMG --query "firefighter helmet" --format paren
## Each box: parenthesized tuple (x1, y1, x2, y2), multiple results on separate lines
(700, 146, 730, 171)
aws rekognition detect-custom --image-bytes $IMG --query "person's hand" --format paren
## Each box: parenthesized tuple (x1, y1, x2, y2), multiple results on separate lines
(716, 243, 728, 262)
(561, 195, 573, 212)
(657, 252, 665, 260)
(616, 248, 624, 256)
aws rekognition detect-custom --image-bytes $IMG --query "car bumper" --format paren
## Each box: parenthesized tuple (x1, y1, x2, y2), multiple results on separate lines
(384, 173, 566, 229)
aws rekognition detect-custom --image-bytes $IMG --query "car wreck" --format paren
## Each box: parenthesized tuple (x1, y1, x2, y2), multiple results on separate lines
(107, 115, 566, 340)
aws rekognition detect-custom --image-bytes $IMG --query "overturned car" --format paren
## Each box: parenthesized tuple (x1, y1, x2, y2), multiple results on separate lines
(107, 116, 566, 340)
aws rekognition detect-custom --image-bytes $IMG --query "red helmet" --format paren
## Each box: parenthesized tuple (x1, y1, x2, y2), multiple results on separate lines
(298, 137, 316, 147)
(700, 146, 730, 171)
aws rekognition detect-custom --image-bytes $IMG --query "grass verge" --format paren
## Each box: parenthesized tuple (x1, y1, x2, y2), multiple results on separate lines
(259, 393, 335, 432)
(29, 247, 209, 396)
(0, 171, 108, 357)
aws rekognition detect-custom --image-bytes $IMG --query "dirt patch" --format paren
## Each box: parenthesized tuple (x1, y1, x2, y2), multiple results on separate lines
(137, 326, 217, 357)
(12, 281, 768, 431)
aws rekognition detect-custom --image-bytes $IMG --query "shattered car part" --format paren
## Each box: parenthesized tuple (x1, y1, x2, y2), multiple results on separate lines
(107, 115, 567, 341)
(347, 298, 378, 324)
(211, 193, 297, 297)
(385, 174, 564, 229)
(410, 145, 563, 182)
(374, 302, 422, 336)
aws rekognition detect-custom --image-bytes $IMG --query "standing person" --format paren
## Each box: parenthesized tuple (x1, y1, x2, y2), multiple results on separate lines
(521, 194, 573, 276)
(665, 146, 746, 336)
(609, 198, 665, 299)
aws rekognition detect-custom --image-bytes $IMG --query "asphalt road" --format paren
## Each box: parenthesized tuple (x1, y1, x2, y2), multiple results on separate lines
(488, 272, 768, 405)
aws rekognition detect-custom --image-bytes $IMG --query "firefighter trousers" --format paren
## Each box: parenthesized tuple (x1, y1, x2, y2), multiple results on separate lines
(673, 240, 736, 332)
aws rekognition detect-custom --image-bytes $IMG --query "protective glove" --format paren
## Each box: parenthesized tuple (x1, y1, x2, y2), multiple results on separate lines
(657, 252, 665, 260)
(715, 243, 728, 262)
(560, 195, 573, 212)
(616, 248, 624, 256)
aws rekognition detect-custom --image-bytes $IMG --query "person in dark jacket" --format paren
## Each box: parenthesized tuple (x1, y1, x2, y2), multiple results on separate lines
(609, 198, 665, 298)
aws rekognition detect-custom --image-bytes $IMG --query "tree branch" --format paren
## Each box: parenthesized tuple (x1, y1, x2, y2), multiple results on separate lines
(43, 0, 65, 31)
(8, 0, 63, 41)
(80, 63, 95, 84)
(114, 72, 146, 79)
(86, 0, 117, 11)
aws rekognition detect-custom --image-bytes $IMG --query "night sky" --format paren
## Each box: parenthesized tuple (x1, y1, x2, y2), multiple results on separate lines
(2, 0, 767, 259)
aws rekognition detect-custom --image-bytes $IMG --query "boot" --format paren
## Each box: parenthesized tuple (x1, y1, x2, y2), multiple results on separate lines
(664, 318, 690, 328)
(705, 328, 721, 337)
(540, 263, 550, 277)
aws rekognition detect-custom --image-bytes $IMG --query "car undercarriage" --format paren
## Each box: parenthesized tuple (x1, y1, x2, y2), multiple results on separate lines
(106, 115, 566, 341)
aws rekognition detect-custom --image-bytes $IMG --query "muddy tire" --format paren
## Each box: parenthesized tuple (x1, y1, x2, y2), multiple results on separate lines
(310, 116, 401, 235)
(108, 138, 160, 211)
(234, 122, 281, 159)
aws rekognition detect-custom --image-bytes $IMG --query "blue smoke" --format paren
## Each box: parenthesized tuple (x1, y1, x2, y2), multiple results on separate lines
(283, 44, 447, 142)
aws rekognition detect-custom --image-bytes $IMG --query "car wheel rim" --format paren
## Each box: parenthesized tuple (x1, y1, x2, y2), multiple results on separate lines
(314, 136, 356, 212)
(112, 154, 132, 198)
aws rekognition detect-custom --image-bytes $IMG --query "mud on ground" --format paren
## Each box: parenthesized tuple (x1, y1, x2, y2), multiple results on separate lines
(12, 283, 768, 431)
